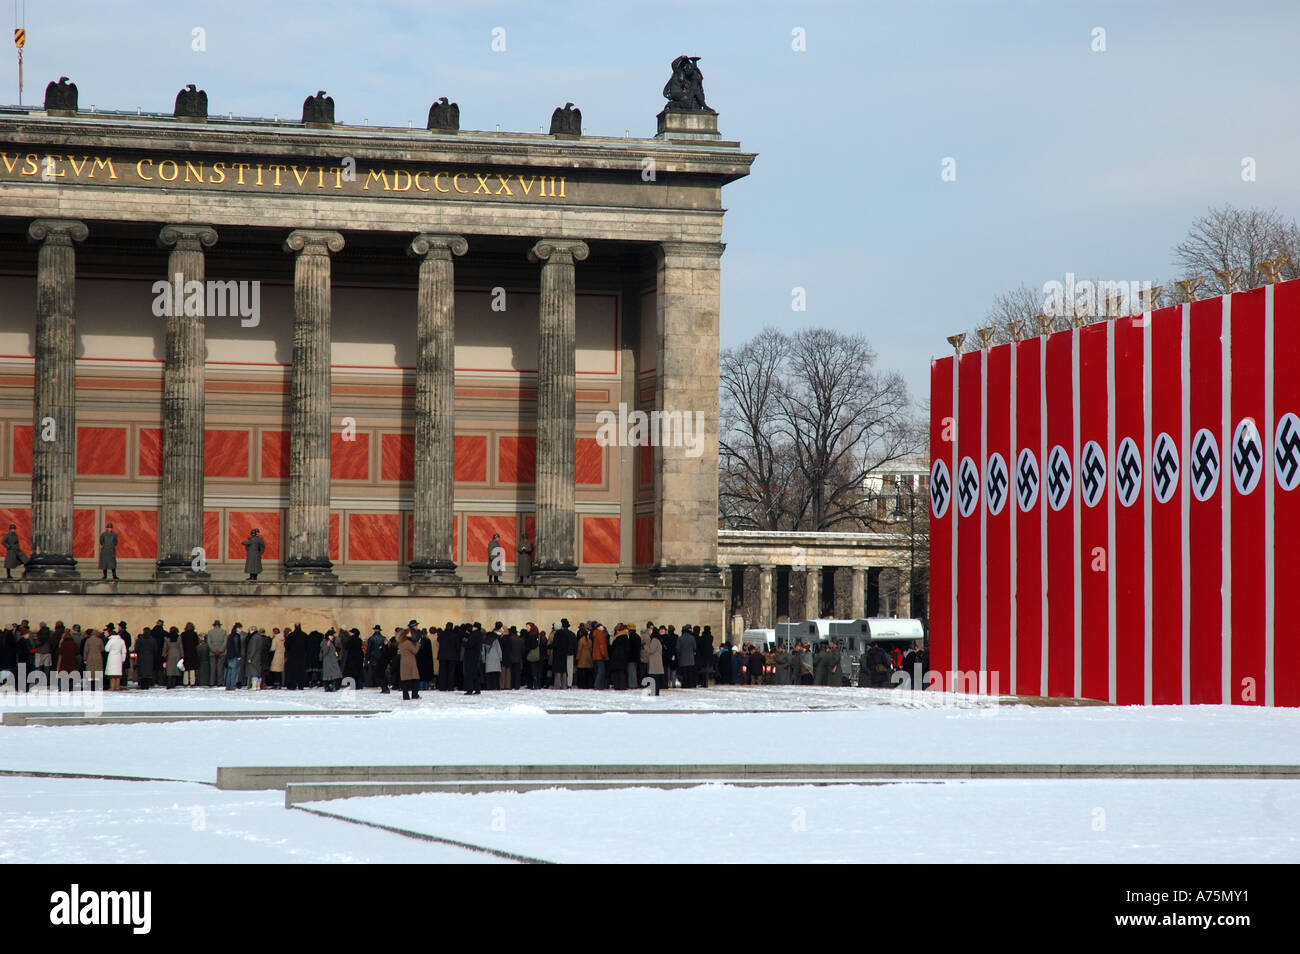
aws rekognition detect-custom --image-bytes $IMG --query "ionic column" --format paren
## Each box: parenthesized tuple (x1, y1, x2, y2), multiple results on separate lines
(283, 230, 344, 580)
(850, 566, 867, 619)
(25, 219, 87, 579)
(528, 238, 588, 583)
(897, 564, 912, 619)
(758, 564, 775, 629)
(408, 233, 466, 581)
(652, 241, 725, 586)
(156, 224, 218, 579)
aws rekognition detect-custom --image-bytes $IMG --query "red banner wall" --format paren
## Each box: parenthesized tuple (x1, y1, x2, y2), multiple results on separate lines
(1013, 338, 1044, 696)
(1077, 323, 1110, 702)
(1148, 304, 1185, 704)
(929, 356, 955, 687)
(1273, 281, 1300, 707)
(1113, 314, 1146, 705)
(1187, 297, 1224, 704)
(985, 343, 1012, 692)
(956, 351, 984, 681)
(1044, 330, 1075, 698)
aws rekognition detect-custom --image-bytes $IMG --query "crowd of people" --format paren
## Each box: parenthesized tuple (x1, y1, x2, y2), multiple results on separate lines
(0, 617, 928, 696)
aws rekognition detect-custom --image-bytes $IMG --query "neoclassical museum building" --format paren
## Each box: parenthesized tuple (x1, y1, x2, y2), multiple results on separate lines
(0, 67, 754, 633)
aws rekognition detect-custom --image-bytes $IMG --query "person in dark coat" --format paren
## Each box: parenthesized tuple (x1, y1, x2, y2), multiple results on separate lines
(365, 625, 387, 689)
(306, 629, 323, 686)
(98, 522, 119, 580)
(748, 646, 766, 685)
(242, 528, 265, 581)
(223, 625, 244, 689)
(56, 629, 79, 676)
(486, 534, 504, 584)
(319, 631, 342, 691)
(284, 624, 307, 690)
(462, 623, 483, 695)
(150, 620, 167, 686)
(609, 625, 629, 690)
(180, 623, 199, 687)
(676, 624, 696, 689)
(696, 626, 713, 688)
(3, 523, 26, 579)
(342, 628, 365, 689)
(415, 628, 434, 690)
(516, 533, 534, 585)
(134, 632, 157, 689)
(628, 626, 643, 689)
(436, 623, 460, 691)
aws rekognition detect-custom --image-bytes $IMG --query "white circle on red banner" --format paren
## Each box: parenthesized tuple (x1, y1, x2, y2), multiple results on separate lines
(930, 459, 951, 518)
(1191, 428, 1220, 502)
(1047, 445, 1071, 512)
(1151, 432, 1179, 504)
(1079, 440, 1106, 508)
(957, 456, 980, 518)
(1115, 437, 1142, 507)
(986, 452, 1008, 515)
(1274, 412, 1300, 492)
(1231, 418, 1263, 496)
(1016, 448, 1039, 512)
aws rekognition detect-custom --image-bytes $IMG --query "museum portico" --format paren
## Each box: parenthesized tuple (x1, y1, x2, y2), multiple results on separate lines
(0, 68, 754, 634)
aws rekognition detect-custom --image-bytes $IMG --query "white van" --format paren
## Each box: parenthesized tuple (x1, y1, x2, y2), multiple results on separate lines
(742, 628, 776, 650)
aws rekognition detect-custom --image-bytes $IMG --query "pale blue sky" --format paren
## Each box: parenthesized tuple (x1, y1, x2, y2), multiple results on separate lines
(10, 0, 1298, 398)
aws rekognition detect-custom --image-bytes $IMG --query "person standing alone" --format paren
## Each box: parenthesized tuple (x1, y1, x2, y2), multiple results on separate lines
(99, 522, 119, 581)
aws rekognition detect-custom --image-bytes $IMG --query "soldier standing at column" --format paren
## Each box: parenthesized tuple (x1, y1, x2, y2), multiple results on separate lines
(98, 522, 119, 580)
(242, 528, 265, 581)
(3, 524, 26, 579)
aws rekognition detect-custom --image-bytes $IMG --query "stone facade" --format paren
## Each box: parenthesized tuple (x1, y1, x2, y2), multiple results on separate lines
(0, 94, 754, 630)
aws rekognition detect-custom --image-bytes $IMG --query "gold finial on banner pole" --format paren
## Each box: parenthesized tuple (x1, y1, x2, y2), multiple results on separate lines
(1141, 285, 1163, 311)
(1036, 313, 1055, 336)
(1175, 276, 1205, 302)
(1071, 303, 1089, 329)
(1214, 268, 1241, 294)
(1259, 257, 1286, 285)
(1008, 319, 1025, 341)
(946, 333, 966, 355)
(975, 326, 996, 349)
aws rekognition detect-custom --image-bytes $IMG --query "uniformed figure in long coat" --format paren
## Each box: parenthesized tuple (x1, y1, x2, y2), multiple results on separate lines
(98, 523, 119, 580)
(242, 528, 265, 580)
(517, 533, 534, 585)
(3, 523, 25, 579)
(487, 533, 504, 584)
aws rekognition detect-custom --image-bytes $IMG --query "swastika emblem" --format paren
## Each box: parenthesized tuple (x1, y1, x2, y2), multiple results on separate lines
(1047, 445, 1071, 512)
(1275, 412, 1300, 492)
(1016, 448, 1039, 511)
(1079, 440, 1106, 508)
(958, 456, 980, 518)
(1232, 418, 1262, 495)
(986, 453, 1008, 515)
(930, 459, 951, 518)
(1152, 432, 1179, 504)
(1191, 428, 1220, 502)
(1115, 436, 1142, 507)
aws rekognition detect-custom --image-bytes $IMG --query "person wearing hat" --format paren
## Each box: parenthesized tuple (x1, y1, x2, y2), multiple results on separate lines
(516, 532, 534, 585)
(98, 522, 119, 581)
(366, 625, 387, 689)
(2, 523, 26, 579)
(242, 528, 265, 581)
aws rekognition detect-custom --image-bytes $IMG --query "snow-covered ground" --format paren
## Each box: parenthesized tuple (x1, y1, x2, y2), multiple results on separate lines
(0, 775, 501, 864)
(303, 779, 1300, 864)
(2, 686, 1298, 863)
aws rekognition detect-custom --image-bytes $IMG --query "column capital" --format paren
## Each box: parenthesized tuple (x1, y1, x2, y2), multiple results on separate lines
(284, 229, 345, 256)
(408, 233, 467, 259)
(27, 219, 88, 244)
(657, 240, 725, 262)
(159, 224, 218, 250)
(528, 238, 588, 264)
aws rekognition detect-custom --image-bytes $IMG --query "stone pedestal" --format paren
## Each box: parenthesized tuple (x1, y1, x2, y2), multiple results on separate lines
(528, 238, 588, 584)
(408, 234, 466, 581)
(650, 242, 725, 588)
(24, 219, 87, 579)
(283, 230, 344, 581)
(803, 566, 822, 621)
(155, 224, 218, 580)
(655, 109, 721, 142)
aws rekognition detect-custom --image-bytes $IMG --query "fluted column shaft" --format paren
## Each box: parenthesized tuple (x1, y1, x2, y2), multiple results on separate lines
(26, 219, 87, 578)
(156, 224, 218, 578)
(409, 233, 466, 580)
(283, 230, 344, 579)
(850, 566, 867, 620)
(528, 239, 588, 581)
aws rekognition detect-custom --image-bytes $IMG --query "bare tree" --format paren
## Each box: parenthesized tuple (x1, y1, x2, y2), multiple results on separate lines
(1174, 204, 1299, 295)
(719, 328, 794, 530)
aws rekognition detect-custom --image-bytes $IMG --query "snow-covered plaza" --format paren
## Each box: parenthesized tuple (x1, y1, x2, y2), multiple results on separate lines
(2, 684, 1297, 864)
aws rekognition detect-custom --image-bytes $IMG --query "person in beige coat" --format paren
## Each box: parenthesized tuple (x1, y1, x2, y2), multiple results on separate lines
(647, 630, 665, 696)
(398, 629, 422, 700)
(269, 628, 286, 688)
(81, 629, 105, 684)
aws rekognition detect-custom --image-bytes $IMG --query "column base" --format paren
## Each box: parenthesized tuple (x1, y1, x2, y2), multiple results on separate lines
(532, 562, 581, 586)
(650, 563, 723, 588)
(282, 558, 337, 582)
(409, 560, 461, 583)
(22, 555, 79, 580)
(154, 558, 210, 582)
